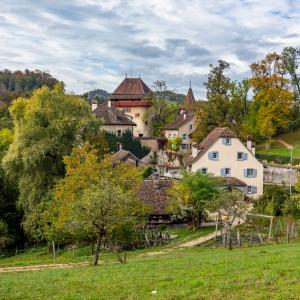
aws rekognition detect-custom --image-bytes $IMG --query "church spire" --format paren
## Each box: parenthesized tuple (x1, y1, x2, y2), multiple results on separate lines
(183, 82, 195, 107)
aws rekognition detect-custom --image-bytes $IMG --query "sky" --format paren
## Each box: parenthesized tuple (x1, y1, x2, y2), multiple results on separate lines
(0, 0, 300, 98)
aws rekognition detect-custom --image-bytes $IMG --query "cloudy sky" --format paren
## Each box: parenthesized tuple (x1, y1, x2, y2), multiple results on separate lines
(1, 0, 300, 98)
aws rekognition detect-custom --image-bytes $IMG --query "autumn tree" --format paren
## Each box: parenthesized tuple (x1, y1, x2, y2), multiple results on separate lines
(52, 145, 148, 265)
(247, 52, 293, 147)
(2, 84, 100, 239)
(168, 171, 221, 229)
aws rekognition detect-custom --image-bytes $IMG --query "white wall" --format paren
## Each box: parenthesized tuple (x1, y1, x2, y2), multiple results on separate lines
(191, 137, 264, 197)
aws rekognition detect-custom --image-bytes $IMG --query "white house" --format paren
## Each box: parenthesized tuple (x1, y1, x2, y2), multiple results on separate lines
(184, 127, 264, 197)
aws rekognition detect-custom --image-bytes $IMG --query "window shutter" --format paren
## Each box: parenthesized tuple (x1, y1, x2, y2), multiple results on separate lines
(222, 138, 226, 145)
(253, 169, 257, 177)
(242, 153, 248, 160)
(221, 168, 225, 176)
(252, 186, 257, 194)
(243, 169, 247, 177)
(208, 152, 213, 160)
(228, 169, 231, 176)
(216, 152, 219, 160)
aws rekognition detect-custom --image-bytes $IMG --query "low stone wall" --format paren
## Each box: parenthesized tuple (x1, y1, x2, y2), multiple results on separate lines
(264, 165, 299, 185)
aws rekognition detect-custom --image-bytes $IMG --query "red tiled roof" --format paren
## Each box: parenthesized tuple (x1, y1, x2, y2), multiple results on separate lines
(111, 78, 153, 100)
(166, 110, 195, 130)
(189, 127, 237, 164)
(112, 101, 152, 107)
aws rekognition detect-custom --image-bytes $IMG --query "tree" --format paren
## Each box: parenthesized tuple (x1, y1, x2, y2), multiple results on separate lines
(168, 172, 221, 229)
(248, 52, 293, 147)
(209, 190, 248, 250)
(2, 84, 100, 239)
(52, 145, 148, 265)
(105, 130, 150, 159)
(144, 98, 177, 137)
(193, 60, 232, 142)
(254, 185, 290, 216)
(167, 136, 182, 152)
(282, 47, 300, 130)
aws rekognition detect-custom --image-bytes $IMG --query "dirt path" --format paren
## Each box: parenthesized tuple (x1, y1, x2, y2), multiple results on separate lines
(140, 219, 243, 257)
(0, 262, 89, 273)
(277, 139, 293, 149)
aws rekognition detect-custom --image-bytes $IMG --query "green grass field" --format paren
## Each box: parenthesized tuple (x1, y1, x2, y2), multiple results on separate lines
(2, 242, 300, 299)
(257, 128, 300, 159)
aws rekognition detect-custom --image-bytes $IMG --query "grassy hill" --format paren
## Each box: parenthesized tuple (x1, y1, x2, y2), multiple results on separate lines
(256, 128, 300, 164)
(2, 242, 300, 299)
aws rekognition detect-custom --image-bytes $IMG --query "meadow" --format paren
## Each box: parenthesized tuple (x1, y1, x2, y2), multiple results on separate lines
(1, 227, 300, 299)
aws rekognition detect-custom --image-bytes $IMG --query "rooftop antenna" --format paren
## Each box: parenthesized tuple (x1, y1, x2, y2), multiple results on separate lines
(189, 80, 192, 88)
(125, 73, 127, 78)
(139, 74, 141, 79)
(130, 65, 133, 78)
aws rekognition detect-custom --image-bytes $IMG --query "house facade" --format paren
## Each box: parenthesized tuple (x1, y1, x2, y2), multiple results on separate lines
(110, 77, 153, 137)
(186, 127, 264, 197)
(164, 86, 197, 151)
(92, 103, 136, 136)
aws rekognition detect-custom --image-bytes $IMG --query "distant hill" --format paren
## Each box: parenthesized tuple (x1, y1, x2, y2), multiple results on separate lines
(0, 69, 60, 103)
(81, 88, 185, 104)
(81, 89, 111, 103)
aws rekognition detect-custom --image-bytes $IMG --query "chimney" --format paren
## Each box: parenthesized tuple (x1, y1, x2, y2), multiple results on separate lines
(91, 100, 97, 111)
(192, 144, 199, 158)
(108, 100, 112, 108)
(246, 135, 255, 155)
(183, 112, 187, 119)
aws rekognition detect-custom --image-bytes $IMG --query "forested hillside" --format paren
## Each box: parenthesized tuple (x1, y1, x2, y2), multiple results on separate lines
(0, 69, 60, 103)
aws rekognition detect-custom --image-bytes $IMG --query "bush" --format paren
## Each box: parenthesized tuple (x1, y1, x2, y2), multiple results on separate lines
(254, 185, 290, 216)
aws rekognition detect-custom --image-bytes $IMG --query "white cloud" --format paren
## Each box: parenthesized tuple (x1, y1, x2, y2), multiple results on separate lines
(0, 0, 299, 98)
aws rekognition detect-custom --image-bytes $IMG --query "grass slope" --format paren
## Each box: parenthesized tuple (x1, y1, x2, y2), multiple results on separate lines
(2, 243, 300, 299)
(257, 128, 300, 158)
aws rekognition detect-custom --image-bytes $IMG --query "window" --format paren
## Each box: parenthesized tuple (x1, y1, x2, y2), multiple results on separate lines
(182, 144, 187, 149)
(117, 130, 122, 137)
(173, 134, 177, 138)
(139, 133, 143, 137)
(208, 151, 219, 160)
(237, 152, 243, 160)
(145, 121, 148, 125)
(189, 124, 193, 130)
(182, 134, 187, 140)
(124, 108, 131, 113)
(244, 168, 257, 178)
(168, 134, 172, 138)
(201, 168, 207, 174)
(247, 186, 257, 194)
(222, 138, 231, 145)
(135, 113, 140, 117)
(225, 168, 230, 176)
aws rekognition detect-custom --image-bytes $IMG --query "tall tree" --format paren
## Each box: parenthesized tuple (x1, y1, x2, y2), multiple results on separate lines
(193, 60, 232, 142)
(248, 52, 293, 147)
(2, 84, 100, 239)
(282, 47, 300, 130)
(52, 145, 148, 265)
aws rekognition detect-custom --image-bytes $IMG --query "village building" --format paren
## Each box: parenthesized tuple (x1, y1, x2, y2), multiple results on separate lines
(185, 127, 264, 197)
(92, 103, 136, 136)
(164, 85, 197, 151)
(112, 149, 146, 167)
(110, 76, 153, 137)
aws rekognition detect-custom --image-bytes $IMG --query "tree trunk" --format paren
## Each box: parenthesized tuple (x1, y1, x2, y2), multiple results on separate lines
(52, 241, 56, 261)
(93, 232, 102, 266)
(237, 228, 240, 247)
(228, 229, 232, 250)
